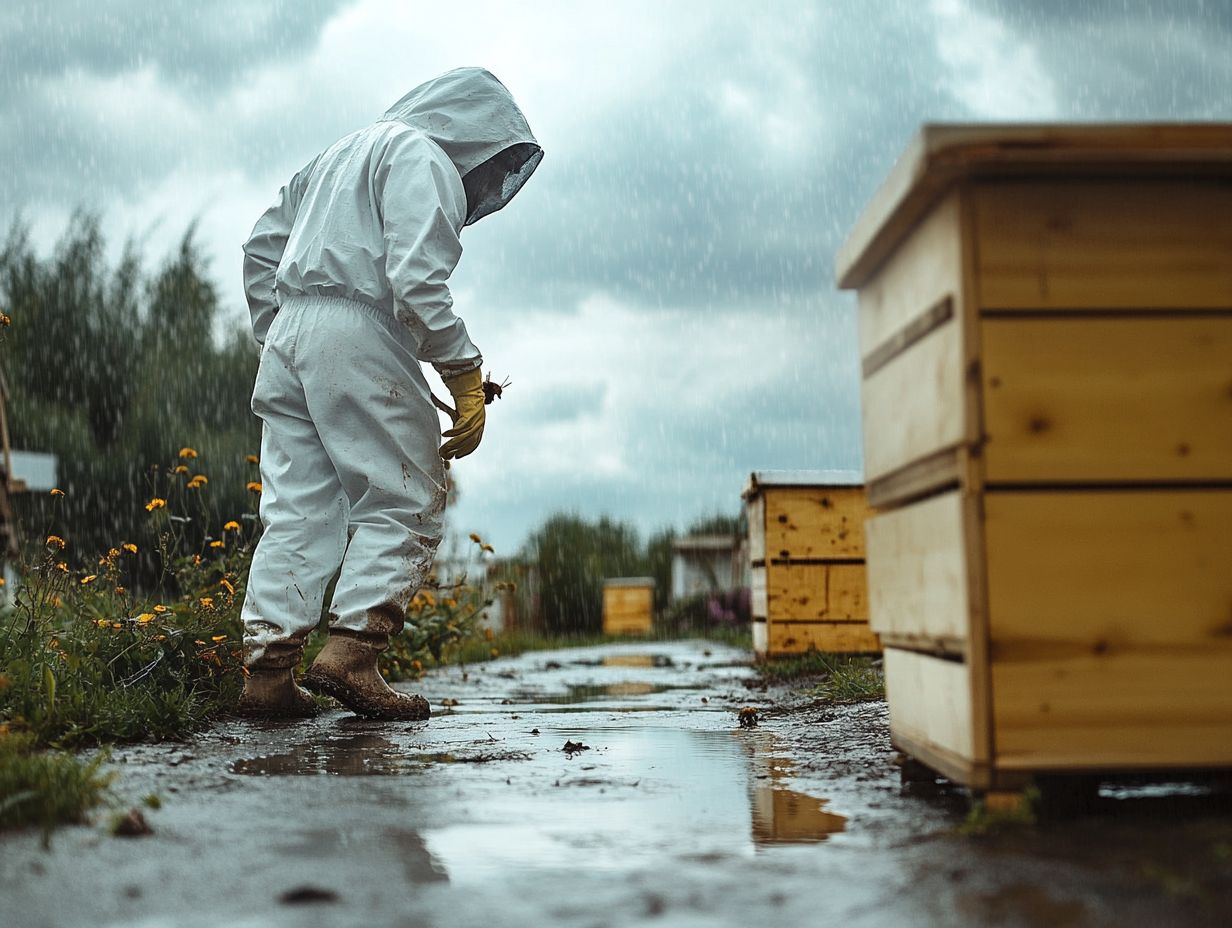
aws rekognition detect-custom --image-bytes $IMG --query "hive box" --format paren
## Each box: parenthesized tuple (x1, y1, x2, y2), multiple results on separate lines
(837, 124, 1232, 790)
(602, 577, 655, 636)
(743, 470, 880, 657)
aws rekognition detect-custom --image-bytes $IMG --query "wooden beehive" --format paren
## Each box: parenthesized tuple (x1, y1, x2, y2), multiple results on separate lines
(602, 577, 654, 635)
(744, 470, 880, 657)
(837, 124, 1232, 791)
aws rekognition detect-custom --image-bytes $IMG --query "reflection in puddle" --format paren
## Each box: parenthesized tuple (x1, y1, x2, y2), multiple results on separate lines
(508, 681, 688, 705)
(231, 733, 413, 776)
(740, 730, 847, 845)
(598, 654, 675, 668)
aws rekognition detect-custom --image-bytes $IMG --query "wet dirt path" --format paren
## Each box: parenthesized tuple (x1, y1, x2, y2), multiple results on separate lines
(2, 640, 1230, 927)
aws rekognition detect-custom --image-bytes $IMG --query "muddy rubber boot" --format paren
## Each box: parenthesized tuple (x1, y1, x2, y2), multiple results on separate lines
(302, 632, 430, 721)
(236, 668, 319, 718)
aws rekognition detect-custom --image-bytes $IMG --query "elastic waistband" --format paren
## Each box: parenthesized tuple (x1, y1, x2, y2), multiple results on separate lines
(278, 294, 414, 344)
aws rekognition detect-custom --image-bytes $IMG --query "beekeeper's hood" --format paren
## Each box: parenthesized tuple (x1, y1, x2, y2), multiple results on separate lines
(382, 67, 543, 225)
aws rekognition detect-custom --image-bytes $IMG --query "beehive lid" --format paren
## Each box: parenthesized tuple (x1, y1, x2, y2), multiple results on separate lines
(742, 469, 863, 499)
(836, 123, 1232, 290)
(603, 577, 655, 589)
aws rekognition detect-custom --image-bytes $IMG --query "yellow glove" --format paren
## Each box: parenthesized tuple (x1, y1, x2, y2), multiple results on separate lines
(440, 367, 485, 460)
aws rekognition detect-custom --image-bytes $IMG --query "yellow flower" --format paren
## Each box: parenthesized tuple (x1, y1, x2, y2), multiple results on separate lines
(55, 561, 68, 573)
(107, 547, 120, 559)
(115, 586, 126, 595)
(137, 612, 156, 623)
(122, 542, 138, 555)
(96, 619, 110, 627)
(246, 481, 262, 493)
(209, 540, 224, 549)
(198, 596, 214, 608)
(246, 454, 259, 465)
(192, 554, 202, 566)
(80, 575, 97, 585)
(490, 648, 500, 659)
(211, 635, 227, 642)
(0, 312, 10, 327)
(49, 488, 65, 497)
(153, 604, 168, 614)
(469, 532, 482, 543)
(480, 543, 495, 554)
(0, 577, 5, 588)
(220, 578, 235, 596)
(111, 622, 123, 629)
(422, 591, 435, 607)
(51, 595, 62, 608)
(154, 634, 167, 641)
(223, 520, 240, 532)
(145, 498, 167, 512)
(178, 447, 198, 459)
(187, 475, 207, 490)
(174, 465, 189, 475)
(194, 640, 207, 646)
(46, 535, 66, 549)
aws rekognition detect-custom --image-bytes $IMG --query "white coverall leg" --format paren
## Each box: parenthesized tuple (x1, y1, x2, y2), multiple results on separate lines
(242, 294, 446, 667)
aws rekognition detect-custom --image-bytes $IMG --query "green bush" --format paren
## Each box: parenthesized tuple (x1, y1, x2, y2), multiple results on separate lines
(0, 733, 111, 833)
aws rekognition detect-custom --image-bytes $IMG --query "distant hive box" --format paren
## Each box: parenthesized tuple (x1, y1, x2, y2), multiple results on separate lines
(602, 578, 655, 636)
(743, 470, 880, 657)
(837, 124, 1232, 791)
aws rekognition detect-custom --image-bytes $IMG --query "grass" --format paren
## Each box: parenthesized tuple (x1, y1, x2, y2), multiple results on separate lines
(754, 651, 885, 703)
(447, 623, 755, 666)
(0, 733, 111, 836)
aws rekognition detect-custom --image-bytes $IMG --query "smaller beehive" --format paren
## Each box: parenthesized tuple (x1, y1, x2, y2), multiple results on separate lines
(743, 470, 880, 657)
(602, 577, 655, 635)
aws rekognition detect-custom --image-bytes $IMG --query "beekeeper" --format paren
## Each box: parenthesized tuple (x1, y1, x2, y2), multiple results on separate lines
(237, 67, 542, 719)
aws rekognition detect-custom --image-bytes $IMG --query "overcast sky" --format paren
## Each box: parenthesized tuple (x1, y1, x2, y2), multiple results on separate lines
(3, 0, 1230, 552)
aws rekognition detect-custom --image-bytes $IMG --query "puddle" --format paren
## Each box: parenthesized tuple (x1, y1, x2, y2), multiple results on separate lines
(231, 733, 415, 776)
(508, 681, 691, 705)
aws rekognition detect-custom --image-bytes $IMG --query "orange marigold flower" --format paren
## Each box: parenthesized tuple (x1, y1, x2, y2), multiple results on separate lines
(209, 540, 224, 549)
(223, 520, 240, 532)
(178, 447, 198, 459)
(246, 481, 262, 493)
(153, 604, 168, 614)
(80, 574, 97, 585)
(55, 561, 69, 573)
(49, 487, 65, 497)
(174, 465, 189, 475)
(122, 542, 138, 554)
(46, 535, 66, 549)
(137, 612, 156, 623)
(145, 498, 167, 512)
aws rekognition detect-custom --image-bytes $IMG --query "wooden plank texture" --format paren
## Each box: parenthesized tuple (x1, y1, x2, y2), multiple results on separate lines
(837, 123, 1232, 290)
(975, 181, 1232, 310)
(993, 651, 1232, 770)
(983, 317, 1232, 482)
(603, 586, 653, 635)
(763, 486, 871, 560)
(985, 491, 1232, 655)
(750, 564, 768, 620)
(864, 490, 971, 649)
(856, 191, 963, 356)
(883, 648, 977, 763)
(766, 562, 868, 622)
(746, 492, 766, 563)
(767, 621, 880, 655)
(861, 319, 967, 483)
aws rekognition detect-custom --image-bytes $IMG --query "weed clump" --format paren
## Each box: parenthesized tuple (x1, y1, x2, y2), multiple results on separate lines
(0, 733, 110, 833)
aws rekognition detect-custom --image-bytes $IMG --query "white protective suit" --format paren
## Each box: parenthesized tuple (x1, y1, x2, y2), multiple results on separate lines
(240, 68, 542, 667)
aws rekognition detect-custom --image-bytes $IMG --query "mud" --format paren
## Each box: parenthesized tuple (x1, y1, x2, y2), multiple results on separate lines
(1, 640, 1230, 927)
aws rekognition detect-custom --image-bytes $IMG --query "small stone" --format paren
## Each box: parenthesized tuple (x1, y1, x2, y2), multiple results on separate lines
(112, 808, 153, 838)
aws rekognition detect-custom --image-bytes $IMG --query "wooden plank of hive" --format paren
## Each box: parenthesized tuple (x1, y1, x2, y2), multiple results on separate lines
(981, 316, 1232, 482)
(883, 647, 985, 785)
(987, 490, 1232, 769)
(763, 486, 871, 560)
(865, 490, 971, 653)
(766, 621, 881, 655)
(765, 562, 868, 622)
(974, 181, 1232, 310)
(861, 319, 966, 484)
